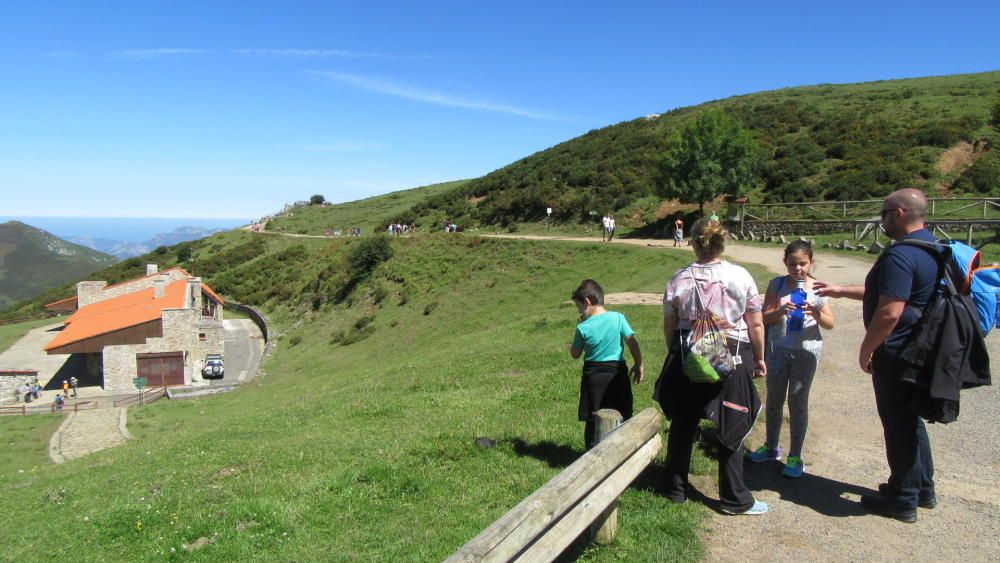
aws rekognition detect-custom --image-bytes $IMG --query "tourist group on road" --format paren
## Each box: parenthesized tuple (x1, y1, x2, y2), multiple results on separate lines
(569, 188, 963, 522)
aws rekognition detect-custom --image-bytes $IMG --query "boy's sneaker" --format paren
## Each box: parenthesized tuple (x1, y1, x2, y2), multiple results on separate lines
(782, 456, 805, 478)
(721, 499, 769, 515)
(748, 445, 782, 463)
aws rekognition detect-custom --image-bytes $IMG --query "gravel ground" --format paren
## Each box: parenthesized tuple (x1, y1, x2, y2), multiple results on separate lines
(497, 235, 1000, 561)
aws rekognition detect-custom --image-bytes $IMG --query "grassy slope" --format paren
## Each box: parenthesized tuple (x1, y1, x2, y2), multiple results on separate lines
(0, 317, 62, 355)
(0, 221, 118, 309)
(399, 71, 1000, 229)
(0, 232, 746, 562)
(268, 180, 469, 236)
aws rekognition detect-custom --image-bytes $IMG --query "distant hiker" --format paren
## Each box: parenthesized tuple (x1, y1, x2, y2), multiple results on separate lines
(655, 217, 769, 515)
(569, 279, 644, 449)
(815, 188, 946, 523)
(674, 218, 684, 247)
(748, 240, 835, 478)
(70, 377, 79, 398)
(601, 214, 611, 241)
(32, 382, 40, 400)
(606, 215, 616, 241)
(62, 380, 69, 397)
(54, 395, 64, 412)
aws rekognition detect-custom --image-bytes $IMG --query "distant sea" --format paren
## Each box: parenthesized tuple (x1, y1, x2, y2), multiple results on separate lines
(0, 216, 247, 244)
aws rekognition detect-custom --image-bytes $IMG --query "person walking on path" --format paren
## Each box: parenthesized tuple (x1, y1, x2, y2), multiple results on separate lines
(815, 188, 938, 523)
(654, 217, 769, 515)
(674, 218, 684, 247)
(70, 376, 79, 398)
(607, 215, 616, 241)
(62, 380, 70, 397)
(54, 394, 64, 412)
(569, 279, 644, 449)
(601, 214, 611, 242)
(748, 240, 835, 477)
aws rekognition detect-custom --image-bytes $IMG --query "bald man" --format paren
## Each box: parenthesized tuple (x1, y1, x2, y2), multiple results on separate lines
(815, 188, 938, 523)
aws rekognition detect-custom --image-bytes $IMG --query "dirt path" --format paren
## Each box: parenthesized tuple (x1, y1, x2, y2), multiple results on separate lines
(49, 407, 130, 463)
(494, 234, 1000, 561)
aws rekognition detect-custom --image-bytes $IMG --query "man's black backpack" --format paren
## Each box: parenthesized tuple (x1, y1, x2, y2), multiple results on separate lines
(892, 240, 991, 423)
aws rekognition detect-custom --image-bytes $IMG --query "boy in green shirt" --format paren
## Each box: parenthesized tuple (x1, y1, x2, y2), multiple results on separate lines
(570, 279, 644, 448)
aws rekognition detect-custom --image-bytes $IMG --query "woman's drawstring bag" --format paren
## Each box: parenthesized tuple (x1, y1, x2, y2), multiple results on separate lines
(680, 272, 736, 383)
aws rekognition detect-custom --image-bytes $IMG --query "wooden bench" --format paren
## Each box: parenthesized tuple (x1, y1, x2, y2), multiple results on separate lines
(447, 407, 663, 562)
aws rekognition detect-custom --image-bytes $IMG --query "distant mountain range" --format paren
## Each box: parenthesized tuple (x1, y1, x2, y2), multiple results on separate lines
(68, 226, 229, 259)
(0, 221, 118, 310)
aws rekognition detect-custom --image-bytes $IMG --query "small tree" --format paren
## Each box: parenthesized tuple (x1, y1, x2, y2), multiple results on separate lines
(657, 109, 761, 214)
(991, 99, 1000, 128)
(310, 194, 326, 205)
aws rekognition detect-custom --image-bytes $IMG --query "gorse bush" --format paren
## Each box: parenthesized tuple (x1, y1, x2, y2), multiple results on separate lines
(347, 236, 393, 280)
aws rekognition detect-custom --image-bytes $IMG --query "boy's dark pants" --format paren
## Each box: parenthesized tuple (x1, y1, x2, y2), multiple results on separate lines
(872, 351, 935, 510)
(580, 360, 633, 448)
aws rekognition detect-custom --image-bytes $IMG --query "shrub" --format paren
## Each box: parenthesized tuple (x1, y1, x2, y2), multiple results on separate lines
(310, 194, 326, 205)
(347, 236, 394, 281)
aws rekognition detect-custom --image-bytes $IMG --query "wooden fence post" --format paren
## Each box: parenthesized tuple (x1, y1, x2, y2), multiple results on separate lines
(591, 409, 623, 545)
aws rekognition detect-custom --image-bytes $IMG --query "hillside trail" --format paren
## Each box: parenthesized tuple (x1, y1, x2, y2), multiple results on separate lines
(49, 407, 130, 463)
(491, 234, 999, 561)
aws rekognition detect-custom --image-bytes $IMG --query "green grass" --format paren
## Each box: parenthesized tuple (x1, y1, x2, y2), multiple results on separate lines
(267, 179, 469, 236)
(0, 317, 62, 354)
(0, 235, 737, 562)
(0, 415, 63, 478)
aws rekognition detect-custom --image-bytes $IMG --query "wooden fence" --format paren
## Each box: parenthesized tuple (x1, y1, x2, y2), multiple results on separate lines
(113, 387, 167, 408)
(0, 400, 98, 416)
(447, 407, 662, 562)
(736, 197, 1000, 224)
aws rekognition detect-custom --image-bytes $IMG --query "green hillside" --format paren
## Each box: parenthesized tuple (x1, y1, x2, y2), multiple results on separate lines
(397, 71, 999, 230)
(0, 230, 781, 561)
(0, 221, 118, 310)
(267, 180, 469, 236)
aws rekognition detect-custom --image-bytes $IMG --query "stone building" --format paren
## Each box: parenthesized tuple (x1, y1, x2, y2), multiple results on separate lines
(43, 265, 224, 391)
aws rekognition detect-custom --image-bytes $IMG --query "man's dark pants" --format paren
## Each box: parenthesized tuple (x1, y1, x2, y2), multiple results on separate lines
(872, 350, 935, 510)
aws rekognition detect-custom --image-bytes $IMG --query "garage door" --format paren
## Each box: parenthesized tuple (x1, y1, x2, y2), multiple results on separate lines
(136, 353, 185, 386)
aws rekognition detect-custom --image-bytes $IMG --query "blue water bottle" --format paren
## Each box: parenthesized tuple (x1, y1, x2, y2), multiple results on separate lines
(787, 278, 806, 333)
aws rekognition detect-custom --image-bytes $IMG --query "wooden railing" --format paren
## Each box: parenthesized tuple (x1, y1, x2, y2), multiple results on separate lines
(113, 387, 167, 408)
(0, 400, 98, 416)
(447, 408, 662, 562)
(738, 197, 1000, 223)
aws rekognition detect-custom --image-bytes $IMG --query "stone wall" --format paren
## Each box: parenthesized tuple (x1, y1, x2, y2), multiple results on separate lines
(100, 307, 225, 392)
(0, 375, 37, 405)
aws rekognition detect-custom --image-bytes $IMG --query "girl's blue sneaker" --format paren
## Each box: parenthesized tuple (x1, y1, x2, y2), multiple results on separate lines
(782, 456, 804, 478)
(748, 445, 782, 463)
(722, 499, 769, 515)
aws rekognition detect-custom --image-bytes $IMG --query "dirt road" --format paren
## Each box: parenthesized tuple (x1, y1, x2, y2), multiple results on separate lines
(494, 234, 1000, 561)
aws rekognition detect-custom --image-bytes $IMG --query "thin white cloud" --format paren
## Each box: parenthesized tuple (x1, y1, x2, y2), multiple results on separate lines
(111, 48, 208, 60)
(279, 142, 385, 153)
(308, 70, 561, 121)
(44, 50, 79, 60)
(234, 48, 424, 60)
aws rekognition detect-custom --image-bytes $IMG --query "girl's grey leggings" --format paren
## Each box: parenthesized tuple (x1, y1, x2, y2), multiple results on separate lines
(765, 346, 820, 458)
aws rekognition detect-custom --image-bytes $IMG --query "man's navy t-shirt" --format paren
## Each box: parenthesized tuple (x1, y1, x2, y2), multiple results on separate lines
(863, 228, 939, 356)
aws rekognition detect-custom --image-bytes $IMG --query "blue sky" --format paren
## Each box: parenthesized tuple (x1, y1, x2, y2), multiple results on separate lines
(2, 1, 998, 219)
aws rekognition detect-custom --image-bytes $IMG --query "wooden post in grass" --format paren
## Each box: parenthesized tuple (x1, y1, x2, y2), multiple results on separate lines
(591, 409, 623, 544)
(447, 408, 662, 563)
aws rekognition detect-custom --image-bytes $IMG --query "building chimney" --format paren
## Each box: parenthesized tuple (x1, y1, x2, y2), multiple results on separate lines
(187, 277, 202, 311)
(146, 264, 158, 276)
(153, 274, 167, 299)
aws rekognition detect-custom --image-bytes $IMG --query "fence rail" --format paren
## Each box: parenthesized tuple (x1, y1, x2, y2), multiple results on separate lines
(738, 197, 1000, 223)
(113, 387, 167, 408)
(447, 408, 662, 562)
(0, 400, 98, 416)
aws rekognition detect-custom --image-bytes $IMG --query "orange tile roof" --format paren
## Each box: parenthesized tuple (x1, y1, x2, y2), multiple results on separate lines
(44, 280, 187, 352)
(103, 266, 223, 304)
(201, 283, 224, 305)
(44, 296, 78, 309)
